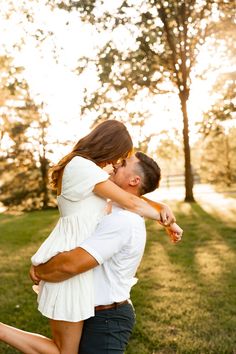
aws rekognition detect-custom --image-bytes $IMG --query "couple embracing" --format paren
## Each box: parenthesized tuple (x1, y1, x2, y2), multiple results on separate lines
(0, 120, 183, 354)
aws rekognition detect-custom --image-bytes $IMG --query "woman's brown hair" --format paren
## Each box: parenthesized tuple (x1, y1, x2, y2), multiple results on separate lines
(50, 120, 133, 190)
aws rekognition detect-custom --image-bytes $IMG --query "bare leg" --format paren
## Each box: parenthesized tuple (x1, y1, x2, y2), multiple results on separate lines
(0, 322, 60, 354)
(0, 320, 83, 354)
(50, 319, 83, 354)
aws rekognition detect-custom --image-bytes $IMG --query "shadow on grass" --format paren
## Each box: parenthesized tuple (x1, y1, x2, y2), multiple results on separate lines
(163, 202, 236, 278)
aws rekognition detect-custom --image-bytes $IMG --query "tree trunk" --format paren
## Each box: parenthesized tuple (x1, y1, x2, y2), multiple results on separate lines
(39, 119, 50, 209)
(225, 134, 232, 187)
(40, 155, 49, 209)
(180, 92, 195, 202)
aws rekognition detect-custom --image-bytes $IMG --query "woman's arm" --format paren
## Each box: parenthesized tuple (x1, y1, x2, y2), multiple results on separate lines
(141, 196, 176, 226)
(94, 180, 160, 220)
(94, 179, 169, 222)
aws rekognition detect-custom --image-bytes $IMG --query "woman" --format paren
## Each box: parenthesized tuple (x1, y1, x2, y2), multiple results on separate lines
(0, 120, 179, 354)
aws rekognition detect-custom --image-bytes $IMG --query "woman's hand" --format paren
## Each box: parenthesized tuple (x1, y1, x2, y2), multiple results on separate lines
(29, 265, 40, 285)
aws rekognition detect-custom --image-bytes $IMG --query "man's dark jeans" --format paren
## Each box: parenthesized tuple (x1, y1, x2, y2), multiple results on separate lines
(79, 302, 135, 354)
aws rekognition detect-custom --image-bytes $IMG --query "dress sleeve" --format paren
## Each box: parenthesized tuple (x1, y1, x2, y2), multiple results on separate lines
(61, 156, 109, 201)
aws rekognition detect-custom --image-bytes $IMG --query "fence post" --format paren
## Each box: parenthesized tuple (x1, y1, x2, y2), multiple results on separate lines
(166, 175, 170, 189)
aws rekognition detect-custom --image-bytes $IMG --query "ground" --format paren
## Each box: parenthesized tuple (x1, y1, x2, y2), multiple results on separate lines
(0, 186, 236, 353)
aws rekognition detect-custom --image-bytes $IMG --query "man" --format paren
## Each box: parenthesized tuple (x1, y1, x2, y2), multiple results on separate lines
(31, 151, 183, 353)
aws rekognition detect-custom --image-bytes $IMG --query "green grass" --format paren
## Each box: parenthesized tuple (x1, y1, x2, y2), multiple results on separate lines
(0, 203, 236, 354)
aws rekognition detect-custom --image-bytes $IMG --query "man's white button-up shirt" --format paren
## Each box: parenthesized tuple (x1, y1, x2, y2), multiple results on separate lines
(80, 204, 146, 306)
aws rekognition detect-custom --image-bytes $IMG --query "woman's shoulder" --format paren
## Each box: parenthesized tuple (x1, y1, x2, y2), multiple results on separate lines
(68, 156, 95, 167)
(61, 155, 108, 199)
(64, 156, 106, 180)
(65, 156, 98, 173)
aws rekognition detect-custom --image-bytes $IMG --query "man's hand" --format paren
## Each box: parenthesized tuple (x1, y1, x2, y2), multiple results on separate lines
(28, 248, 99, 283)
(165, 223, 183, 243)
(158, 203, 176, 226)
(29, 265, 41, 284)
(141, 198, 176, 226)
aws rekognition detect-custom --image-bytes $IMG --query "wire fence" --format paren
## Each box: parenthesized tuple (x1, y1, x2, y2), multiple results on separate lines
(161, 173, 201, 188)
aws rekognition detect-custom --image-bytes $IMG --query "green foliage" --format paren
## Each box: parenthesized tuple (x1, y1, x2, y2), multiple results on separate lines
(62, 0, 235, 121)
(200, 72, 236, 137)
(0, 56, 52, 210)
(55, 0, 97, 22)
(0, 202, 236, 353)
(58, 0, 235, 201)
(154, 129, 184, 177)
(198, 127, 236, 186)
(197, 70, 236, 187)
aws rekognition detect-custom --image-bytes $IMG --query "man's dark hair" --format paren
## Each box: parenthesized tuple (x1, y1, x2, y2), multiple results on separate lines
(135, 151, 161, 195)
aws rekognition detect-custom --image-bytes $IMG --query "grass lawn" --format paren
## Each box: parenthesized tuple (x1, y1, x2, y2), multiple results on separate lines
(0, 201, 236, 354)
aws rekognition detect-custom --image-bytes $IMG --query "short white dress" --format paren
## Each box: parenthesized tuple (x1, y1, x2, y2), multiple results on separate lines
(31, 156, 108, 322)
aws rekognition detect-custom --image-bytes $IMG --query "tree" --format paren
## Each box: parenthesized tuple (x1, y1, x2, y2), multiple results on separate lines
(156, 129, 183, 170)
(0, 56, 52, 210)
(57, 0, 235, 201)
(25, 105, 52, 209)
(200, 72, 236, 137)
(198, 70, 236, 186)
(198, 126, 236, 186)
(0, 1, 78, 210)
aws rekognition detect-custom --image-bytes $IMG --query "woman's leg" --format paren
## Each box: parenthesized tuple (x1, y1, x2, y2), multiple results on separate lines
(0, 320, 83, 354)
(0, 322, 60, 354)
(50, 319, 83, 354)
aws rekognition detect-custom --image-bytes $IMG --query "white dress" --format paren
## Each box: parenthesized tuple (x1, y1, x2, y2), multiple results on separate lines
(31, 156, 108, 322)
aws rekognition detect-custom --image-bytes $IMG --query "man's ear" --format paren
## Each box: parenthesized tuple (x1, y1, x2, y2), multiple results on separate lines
(129, 175, 141, 187)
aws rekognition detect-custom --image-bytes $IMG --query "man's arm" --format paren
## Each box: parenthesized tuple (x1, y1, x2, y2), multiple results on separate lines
(31, 211, 133, 284)
(30, 247, 99, 283)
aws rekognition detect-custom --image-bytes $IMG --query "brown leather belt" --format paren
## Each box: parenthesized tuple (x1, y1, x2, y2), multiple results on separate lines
(95, 300, 129, 312)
